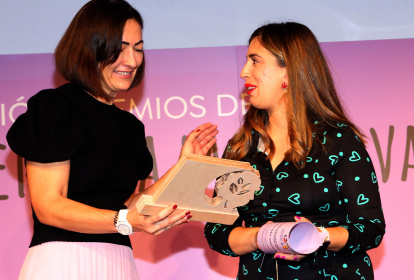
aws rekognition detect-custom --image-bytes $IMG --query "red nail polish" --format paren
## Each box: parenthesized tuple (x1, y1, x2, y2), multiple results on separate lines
(173, 205, 178, 209)
(185, 211, 191, 215)
(187, 214, 192, 219)
(195, 129, 200, 132)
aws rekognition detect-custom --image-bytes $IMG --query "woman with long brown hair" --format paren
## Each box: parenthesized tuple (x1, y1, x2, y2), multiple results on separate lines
(205, 22, 385, 280)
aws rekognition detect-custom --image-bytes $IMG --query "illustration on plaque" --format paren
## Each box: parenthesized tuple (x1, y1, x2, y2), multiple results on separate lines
(131, 155, 261, 225)
(208, 171, 261, 212)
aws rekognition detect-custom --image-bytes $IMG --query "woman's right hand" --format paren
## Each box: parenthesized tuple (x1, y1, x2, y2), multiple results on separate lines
(179, 122, 218, 158)
(128, 205, 191, 236)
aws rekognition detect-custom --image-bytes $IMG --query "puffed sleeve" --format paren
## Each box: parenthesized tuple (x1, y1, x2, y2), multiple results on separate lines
(7, 88, 86, 163)
(334, 128, 386, 256)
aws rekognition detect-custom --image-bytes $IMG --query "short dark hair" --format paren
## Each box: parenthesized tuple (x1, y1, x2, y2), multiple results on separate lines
(55, 0, 145, 102)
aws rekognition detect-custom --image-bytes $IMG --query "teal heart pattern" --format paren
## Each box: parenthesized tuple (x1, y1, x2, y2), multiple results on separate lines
(329, 155, 338, 165)
(243, 265, 248, 275)
(349, 151, 361, 161)
(357, 194, 369, 205)
(288, 193, 301, 205)
(252, 251, 262, 260)
(204, 127, 385, 276)
(268, 209, 279, 216)
(319, 203, 330, 212)
(313, 172, 325, 183)
(276, 172, 289, 180)
(371, 172, 377, 183)
(354, 223, 365, 232)
(255, 185, 264, 195)
(364, 256, 371, 266)
(212, 224, 221, 234)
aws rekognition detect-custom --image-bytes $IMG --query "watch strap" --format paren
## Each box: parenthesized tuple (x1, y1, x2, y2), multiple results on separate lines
(115, 209, 133, 235)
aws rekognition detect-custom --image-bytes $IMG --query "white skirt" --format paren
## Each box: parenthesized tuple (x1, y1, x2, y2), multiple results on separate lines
(19, 242, 139, 280)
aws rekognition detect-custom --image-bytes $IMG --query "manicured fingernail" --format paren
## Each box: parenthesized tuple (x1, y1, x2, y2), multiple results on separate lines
(275, 255, 280, 258)
(185, 211, 191, 215)
(195, 129, 200, 132)
(281, 256, 286, 259)
(173, 205, 178, 209)
(295, 216, 301, 220)
(293, 257, 298, 260)
(187, 214, 192, 219)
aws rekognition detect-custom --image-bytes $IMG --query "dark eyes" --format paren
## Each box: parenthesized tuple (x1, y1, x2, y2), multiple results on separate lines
(230, 178, 244, 193)
(229, 183, 237, 194)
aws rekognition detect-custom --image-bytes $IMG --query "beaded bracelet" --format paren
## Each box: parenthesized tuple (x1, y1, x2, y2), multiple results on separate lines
(114, 211, 119, 228)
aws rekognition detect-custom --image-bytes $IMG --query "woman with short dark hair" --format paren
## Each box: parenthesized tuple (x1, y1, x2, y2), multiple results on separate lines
(7, 1, 218, 279)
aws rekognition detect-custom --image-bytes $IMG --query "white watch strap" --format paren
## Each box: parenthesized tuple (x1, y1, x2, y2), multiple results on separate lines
(116, 209, 133, 235)
(118, 209, 130, 223)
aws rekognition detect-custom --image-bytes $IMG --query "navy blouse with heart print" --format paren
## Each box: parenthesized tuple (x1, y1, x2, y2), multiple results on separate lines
(204, 126, 385, 280)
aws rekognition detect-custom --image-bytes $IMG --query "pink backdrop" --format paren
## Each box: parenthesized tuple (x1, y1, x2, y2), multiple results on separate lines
(1, 39, 413, 279)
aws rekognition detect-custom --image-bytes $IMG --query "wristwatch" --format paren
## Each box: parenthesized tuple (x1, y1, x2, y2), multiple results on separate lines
(115, 209, 133, 235)
(317, 227, 331, 244)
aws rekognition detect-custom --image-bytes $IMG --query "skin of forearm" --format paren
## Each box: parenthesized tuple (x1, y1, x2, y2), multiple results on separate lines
(33, 196, 119, 234)
(126, 163, 179, 209)
(228, 227, 260, 255)
(326, 226, 349, 251)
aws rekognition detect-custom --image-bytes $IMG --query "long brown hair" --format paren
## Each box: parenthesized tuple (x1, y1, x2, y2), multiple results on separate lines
(225, 22, 365, 168)
(55, 0, 145, 102)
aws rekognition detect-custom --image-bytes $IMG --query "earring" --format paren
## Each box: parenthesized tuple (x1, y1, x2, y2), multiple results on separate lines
(282, 82, 288, 89)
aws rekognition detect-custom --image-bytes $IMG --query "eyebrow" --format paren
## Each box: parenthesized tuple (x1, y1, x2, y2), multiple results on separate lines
(121, 40, 144, 46)
(248, 53, 261, 59)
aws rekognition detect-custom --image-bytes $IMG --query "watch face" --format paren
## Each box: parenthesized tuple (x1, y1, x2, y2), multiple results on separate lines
(117, 224, 132, 235)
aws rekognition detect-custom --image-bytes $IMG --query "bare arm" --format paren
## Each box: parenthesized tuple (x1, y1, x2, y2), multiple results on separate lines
(228, 227, 260, 255)
(27, 160, 118, 234)
(128, 122, 218, 207)
(28, 123, 218, 236)
(127, 122, 219, 233)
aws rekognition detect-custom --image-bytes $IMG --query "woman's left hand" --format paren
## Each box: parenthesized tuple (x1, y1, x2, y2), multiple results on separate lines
(179, 123, 218, 158)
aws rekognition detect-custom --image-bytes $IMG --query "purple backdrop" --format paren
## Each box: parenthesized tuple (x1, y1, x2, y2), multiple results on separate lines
(1, 38, 413, 279)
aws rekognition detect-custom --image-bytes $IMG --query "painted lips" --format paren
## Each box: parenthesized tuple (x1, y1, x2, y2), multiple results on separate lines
(245, 83, 257, 95)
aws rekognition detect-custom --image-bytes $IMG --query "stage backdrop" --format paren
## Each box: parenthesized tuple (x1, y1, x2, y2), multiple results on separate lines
(0, 38, 413, 279)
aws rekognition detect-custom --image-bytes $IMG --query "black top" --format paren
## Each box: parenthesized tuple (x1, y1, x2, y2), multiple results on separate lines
(204, 126, 386, 280)
(7, 83, 153, 248)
